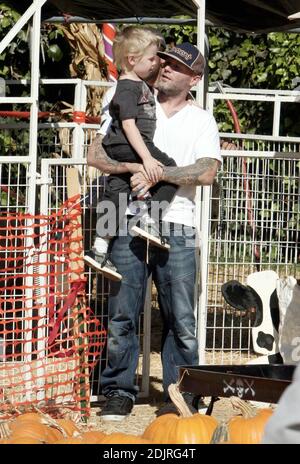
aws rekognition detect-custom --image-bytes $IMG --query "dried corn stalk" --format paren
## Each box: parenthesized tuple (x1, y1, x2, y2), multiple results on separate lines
(57, 23, 109, 179)
(58, 23, 108, 117)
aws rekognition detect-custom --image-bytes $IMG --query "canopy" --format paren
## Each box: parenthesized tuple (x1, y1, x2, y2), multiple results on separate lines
(4, 0, 300, 33)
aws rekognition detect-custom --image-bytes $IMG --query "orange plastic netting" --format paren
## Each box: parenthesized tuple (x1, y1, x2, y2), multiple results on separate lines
(0, 195, 106, 419)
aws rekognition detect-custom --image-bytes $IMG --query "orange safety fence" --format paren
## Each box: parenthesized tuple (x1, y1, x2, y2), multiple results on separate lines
(0, 195, 106, 419)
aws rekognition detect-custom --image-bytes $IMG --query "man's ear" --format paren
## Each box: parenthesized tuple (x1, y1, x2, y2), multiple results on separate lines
(190, 74, 202, 87)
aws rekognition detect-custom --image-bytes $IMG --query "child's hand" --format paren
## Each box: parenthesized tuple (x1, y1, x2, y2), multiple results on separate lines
(143, 157, 163, 183)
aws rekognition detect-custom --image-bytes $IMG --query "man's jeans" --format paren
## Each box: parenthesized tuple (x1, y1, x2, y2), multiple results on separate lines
(100, 222, 199, 401)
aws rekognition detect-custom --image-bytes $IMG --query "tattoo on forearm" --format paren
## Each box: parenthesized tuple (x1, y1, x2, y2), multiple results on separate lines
(88, 135, 128, 174)
(162, 158, 218, 186)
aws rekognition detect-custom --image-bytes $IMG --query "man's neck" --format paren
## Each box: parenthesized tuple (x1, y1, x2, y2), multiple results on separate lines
(157, 91, 188, 118)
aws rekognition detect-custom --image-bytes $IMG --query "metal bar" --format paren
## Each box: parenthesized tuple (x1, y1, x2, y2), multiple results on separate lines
(0, 157, 31, 163)
(218, 132, 300, 142)
(0, 97, 33, 103)
(44, 16, 198, 25)
(209, 87, 300, 96)
(220, 151, 300, 159)
(272, 97, 281, 137)
(195, 0, 206, 108)
(208, 93, 300, 102)
(5, 78, 81, 85)
(193, 0, 210, 363)
(198, 186, 211, 364)
(23, 0, 44, 401)
(0, 0, 47, 55)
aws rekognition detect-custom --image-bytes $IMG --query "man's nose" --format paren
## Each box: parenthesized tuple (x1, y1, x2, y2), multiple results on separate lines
(162, 62, 171, 71)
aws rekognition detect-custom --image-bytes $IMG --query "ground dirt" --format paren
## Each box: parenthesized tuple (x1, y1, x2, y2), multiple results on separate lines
(86, 352, 241, 436)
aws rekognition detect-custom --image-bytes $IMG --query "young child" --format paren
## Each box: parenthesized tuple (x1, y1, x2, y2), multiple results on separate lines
(84, 27, 177, 280)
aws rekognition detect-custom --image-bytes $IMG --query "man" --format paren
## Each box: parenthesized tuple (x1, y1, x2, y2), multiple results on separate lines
(87, 41, 222, 421)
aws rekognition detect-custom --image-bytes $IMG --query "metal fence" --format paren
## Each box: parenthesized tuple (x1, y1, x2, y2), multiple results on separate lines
(199, 137, 300, 365)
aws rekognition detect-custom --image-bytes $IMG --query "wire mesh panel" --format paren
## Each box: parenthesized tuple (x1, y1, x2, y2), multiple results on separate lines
(203, 144, 300, 365)
(40, 159, 150, 401)
(0, 160, 30, 212)
(0, 159, 31, 377)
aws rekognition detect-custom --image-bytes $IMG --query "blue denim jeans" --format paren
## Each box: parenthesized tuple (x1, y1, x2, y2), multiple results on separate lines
(100, 222, 199, 401)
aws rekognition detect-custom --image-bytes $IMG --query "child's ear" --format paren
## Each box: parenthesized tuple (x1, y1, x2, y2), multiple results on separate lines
(127, 54, 137, 66)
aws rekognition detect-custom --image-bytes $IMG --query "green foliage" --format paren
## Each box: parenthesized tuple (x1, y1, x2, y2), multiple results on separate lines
(206, 28, 300, 135)
(0, 3, 30, 79)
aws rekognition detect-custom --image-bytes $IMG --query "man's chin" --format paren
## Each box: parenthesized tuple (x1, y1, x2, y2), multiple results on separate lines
(157, 81, 178, 96)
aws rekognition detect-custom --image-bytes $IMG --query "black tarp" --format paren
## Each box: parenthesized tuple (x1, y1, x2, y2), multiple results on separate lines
(4, 0, 300, 33)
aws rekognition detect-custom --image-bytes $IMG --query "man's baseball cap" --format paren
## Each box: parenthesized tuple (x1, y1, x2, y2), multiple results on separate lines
(157, 42, 205, 76)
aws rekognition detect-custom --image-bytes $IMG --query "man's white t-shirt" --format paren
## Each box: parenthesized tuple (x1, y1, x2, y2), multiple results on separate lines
(97, 86, 221, 228)
(154, 100, 221, 228)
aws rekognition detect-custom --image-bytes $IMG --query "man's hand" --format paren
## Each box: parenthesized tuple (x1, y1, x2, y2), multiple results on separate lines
(143, 157, 164, 183)
(130, 171, 154, 199)
(221, 140, 237, 150)
(126, 163, 148, 176)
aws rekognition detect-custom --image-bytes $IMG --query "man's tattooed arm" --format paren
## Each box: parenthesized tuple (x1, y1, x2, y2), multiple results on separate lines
(161, 158, 220, 186)
(87, 134, 130, 174)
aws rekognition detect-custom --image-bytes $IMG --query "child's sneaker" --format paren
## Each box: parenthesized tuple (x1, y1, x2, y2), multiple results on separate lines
(84, 250, 122, 281)
(131, 216, 170, 250)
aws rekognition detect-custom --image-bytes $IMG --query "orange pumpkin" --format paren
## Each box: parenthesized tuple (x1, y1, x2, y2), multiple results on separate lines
(143, 384, 218, 444)
(9, 437, 45, 444)
(226, 397, 273, 444)
(9, 411, 81, 442)
(79, 431, 107, 444)
(13, 412, 43, 424)
(54, 437, 85, 444)
(210, 397, 273, 445)
(100, 432, 153, 444)
(10, 420, 63, 444)
(55, 419, 80, 437)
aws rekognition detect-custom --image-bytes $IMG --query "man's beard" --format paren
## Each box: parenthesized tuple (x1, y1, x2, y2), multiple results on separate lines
(156, 78, 181, 96)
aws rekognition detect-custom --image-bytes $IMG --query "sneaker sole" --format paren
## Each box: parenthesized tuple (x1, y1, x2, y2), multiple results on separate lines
(84, 256, 122, 281)
(131, 226, 170, 250)
(100, 414, 129, 422)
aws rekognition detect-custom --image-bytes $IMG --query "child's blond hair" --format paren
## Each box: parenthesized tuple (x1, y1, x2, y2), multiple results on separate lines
(113, 26, 164, 71)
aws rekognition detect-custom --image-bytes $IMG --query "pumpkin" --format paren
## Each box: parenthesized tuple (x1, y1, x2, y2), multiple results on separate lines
(9, 411, 75, 442)
(9, 437, 45, 444)
(9, 420, 61, 443)
(54, 431, 107, 444)
(212, 397, 273, 444)
(13, 412, 43, 424)
(54, 437, 86, 444)
(79, 431, 107, 444)
(142, 384, 218, 444)
(55, 419, 80, 437)
(0, 438, 13, 444)
(100, 432, 153, 444)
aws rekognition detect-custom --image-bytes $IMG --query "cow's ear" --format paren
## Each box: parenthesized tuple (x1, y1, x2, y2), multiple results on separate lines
(221, 280, 261, 312)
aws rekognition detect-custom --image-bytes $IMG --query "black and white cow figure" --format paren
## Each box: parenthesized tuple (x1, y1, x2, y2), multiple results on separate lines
(221, 270, 283, 364)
